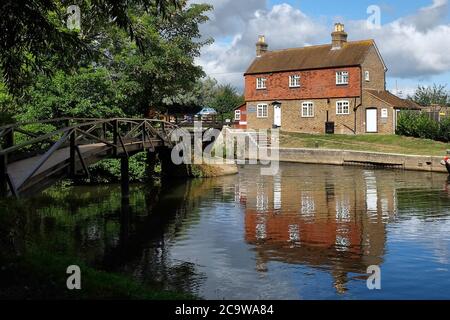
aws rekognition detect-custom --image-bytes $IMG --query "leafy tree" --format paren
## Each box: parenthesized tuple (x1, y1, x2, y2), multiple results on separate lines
(9, 2, 212, 120)
(210, 84, 244, 120)
(87, 2, 212, 116)
(0, 82, 15, 124)
(0, 0, 183, 94)
(410, 84, 449, 107)
(16, 67, 125, 121)
(162, 77, 217, 111)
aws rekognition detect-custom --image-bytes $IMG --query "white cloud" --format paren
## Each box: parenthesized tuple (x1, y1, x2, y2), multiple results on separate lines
(195, 3, 327, 89)
(193, 0, 450, 90)
(349, 0, 450, 78)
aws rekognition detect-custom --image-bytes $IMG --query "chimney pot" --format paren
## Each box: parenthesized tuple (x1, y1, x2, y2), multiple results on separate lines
(256, 35, 268, 57)
(331, 23, 348, 50)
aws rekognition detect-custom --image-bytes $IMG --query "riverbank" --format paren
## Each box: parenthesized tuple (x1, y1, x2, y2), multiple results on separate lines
(279, 132, 449, 156)
(0, 248, 197, 300)
(265, 147, 448, 173)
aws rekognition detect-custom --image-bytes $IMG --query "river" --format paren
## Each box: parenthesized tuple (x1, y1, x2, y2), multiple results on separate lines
(4, 162, 450, 299)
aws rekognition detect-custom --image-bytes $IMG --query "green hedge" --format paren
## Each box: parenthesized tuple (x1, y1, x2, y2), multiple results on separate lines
(396, 111, 450, 142)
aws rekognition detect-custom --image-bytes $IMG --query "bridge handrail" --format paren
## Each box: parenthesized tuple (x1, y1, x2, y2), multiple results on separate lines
(0, 118, 178, 156)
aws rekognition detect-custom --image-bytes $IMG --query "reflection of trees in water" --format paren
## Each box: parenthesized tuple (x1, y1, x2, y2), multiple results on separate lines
(1, 178, 222, 296)
(101, 179, 214, 294)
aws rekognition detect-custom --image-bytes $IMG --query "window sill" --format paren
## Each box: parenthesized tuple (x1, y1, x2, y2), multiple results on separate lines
(289, 86, 301, 89)
(336, 83, 349, 86)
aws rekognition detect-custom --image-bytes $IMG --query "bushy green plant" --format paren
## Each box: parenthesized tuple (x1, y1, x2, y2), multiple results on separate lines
(439, 117, 450, 142)
(87, 152, 150, 184)
(397, 110, 448, 142)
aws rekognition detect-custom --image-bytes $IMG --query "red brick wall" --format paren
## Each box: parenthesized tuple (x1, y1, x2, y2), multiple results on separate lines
(233, 104, 247, 129)
(245, 66, 361, 101)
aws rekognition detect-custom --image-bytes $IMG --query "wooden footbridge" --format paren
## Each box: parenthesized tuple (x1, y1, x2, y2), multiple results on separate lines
(0, 118, 180, 198)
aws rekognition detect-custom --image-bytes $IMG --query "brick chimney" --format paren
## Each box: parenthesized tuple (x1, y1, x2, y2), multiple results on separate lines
(256, 35, 268, 57)
(331, 23, 348, 50)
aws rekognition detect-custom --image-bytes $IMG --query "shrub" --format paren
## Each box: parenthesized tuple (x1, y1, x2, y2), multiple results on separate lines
(396, 111, 440, 140)
(439, 117, 450, 142)
(396, 111, 450, 142)
(87, 152, 157, 184)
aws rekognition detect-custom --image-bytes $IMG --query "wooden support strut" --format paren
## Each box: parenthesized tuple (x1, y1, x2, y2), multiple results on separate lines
(0, 128, 13, 197)
(70, 129, 76, 177)
(0, 154, 7, 197)
(113, 119, 119, 157)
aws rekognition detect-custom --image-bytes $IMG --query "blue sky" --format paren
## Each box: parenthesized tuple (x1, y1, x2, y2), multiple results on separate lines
(193, 0, 450, 96)
(268, 0, 435, 22)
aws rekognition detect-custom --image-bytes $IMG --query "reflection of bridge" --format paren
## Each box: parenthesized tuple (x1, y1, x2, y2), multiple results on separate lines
(0, 118, 179, 197)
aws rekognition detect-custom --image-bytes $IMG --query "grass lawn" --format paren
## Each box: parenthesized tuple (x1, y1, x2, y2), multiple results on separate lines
(279, 132, 450, 156)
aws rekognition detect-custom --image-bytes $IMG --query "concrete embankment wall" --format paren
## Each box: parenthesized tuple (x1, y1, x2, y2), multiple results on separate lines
(262, 148, 448, 173)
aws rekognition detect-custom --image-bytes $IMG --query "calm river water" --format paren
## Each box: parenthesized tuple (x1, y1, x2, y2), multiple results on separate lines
(9, 163, 450, 299)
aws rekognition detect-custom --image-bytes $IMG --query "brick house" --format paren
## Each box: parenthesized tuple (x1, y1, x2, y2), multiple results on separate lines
(243, 23, 420, 134)
(233, 103, 247, 129)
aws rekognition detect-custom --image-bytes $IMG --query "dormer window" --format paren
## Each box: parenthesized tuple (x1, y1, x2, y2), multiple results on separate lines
(289, 75, 301, 88)
(336, 71, 349, 85)
(256, 77, 267, 89)
(365, 71, 370, 82)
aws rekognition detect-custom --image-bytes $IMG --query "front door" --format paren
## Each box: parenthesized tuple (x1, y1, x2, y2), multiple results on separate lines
(366, 109, 377, 133)
(274, 104, 281, 127)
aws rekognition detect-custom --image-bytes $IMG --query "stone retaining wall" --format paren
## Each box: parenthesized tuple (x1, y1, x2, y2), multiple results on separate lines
(262, 148, 448, 173)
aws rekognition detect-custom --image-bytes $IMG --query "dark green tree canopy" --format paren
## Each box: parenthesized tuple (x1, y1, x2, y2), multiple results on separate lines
(7, 1, 213, 120)
(0, 0, 182, 94)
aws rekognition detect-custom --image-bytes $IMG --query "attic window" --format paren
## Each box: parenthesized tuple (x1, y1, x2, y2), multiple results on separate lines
(256, 77, 267, 89)
(365, 71, 370, 82)
(289, 75, 301, 88)
(336, 71, 349, 85)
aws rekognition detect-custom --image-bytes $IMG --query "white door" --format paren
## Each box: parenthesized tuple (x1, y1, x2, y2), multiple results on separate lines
(274, 105, 281, 127)
(366, 109, 377, 133)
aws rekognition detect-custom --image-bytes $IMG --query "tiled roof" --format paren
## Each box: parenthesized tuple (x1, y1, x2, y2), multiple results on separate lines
(245, 40, 376, 75)
(365, 90, 421, 109)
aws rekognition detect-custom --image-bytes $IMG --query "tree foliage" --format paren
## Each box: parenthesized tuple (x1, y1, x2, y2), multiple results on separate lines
(0, 0, 183, 94)
(410, 84, 449, 107)
(210, 84, 244, 118)
(8, 1, 212, 120)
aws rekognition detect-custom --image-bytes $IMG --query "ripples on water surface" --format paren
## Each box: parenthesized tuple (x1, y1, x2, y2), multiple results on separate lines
(9, 163, 450, 299)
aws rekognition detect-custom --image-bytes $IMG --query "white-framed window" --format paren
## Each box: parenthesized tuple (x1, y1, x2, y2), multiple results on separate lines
(336, 71, 349, 85)
(257, 104, 268, 118)
(234, 110, 241, 121)
(365, 70, 370, 82)
(336, 100, 350, 115)
(289, 75, 301, 88)
(381, 108, 388, 118)
(301, 102, 314, 118)
(256, 77, 267, 89)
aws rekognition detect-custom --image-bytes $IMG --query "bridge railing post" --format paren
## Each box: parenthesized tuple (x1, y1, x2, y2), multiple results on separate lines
(0, 153, 7, 197)
(113, 119, 119, 156)
(102, 122, 107, 140)
(4, 128, 14, 150)
(1, 128, 14, 197)
(69, 129, 76, 177)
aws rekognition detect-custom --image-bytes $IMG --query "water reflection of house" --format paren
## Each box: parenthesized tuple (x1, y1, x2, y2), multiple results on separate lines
(239, 165, 395, 293)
